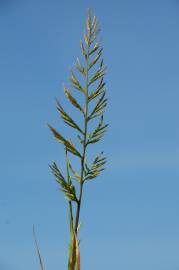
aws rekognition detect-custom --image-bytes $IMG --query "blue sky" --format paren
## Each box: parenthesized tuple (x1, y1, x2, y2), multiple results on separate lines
(0, 0, 179, 269)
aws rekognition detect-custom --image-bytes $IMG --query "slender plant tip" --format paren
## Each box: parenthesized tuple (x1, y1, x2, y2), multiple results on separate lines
(48, 9, 108, 270)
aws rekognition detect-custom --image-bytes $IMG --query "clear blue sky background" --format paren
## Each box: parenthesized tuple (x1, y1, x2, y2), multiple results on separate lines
(0, 0, 179, 269)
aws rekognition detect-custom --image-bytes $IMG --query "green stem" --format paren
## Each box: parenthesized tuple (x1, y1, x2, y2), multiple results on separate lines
(74, 44, 89, 235)
(71, 31, 90, 270)
(66, 148, 75, 270)
(66, 148, 74, 234)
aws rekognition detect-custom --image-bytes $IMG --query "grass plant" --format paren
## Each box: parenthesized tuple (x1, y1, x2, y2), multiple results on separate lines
(35, 10, 108, 270)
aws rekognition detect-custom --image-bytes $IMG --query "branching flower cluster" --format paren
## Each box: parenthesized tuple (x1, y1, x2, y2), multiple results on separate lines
(48, 10, 107, 270)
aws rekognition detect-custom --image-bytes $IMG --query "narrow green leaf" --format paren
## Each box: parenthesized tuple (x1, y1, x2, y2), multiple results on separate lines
(74, 231, 80, 270)
(68, 236, 73, 270)
(33, 226, 45, 270)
